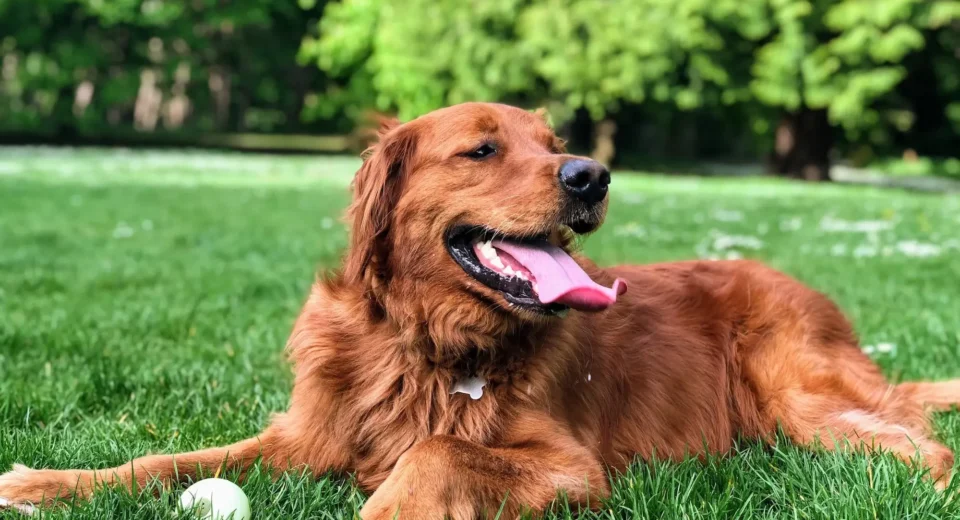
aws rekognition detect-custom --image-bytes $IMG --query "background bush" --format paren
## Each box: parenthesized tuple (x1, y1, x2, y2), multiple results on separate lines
(2, 0, 959, 176)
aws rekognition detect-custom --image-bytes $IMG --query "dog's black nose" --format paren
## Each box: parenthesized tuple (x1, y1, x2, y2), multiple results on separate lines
(558, 159, 610, 205)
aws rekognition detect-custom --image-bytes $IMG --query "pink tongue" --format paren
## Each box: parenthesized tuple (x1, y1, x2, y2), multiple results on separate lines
(492, 240, 627, 312)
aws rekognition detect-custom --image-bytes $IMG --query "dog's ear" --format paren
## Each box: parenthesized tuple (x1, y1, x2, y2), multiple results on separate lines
(375, 116, 401, 135)
(532, 107, 566, 151)
(343, 119, 417, 286)
(533, 107, 549, 123)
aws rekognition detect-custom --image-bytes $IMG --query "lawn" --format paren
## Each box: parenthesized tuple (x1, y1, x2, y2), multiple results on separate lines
(1, 147, 960, 519)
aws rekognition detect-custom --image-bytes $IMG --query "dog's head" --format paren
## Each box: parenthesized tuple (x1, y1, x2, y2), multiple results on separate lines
(342, 103, 625, 348)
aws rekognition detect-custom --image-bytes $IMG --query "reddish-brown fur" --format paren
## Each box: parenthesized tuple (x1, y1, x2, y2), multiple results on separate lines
(2, 102, 958, 518)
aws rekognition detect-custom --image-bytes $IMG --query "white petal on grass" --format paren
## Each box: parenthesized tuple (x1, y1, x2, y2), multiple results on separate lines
(112, 223, 134, 239)
(711, 209, 744, 222)
(862, 343, 896, 356)
(614, 223, 647, 238)
(696, 232, 763, 259)
(712, 234, 763, 251)
(819, 216, 893, 233)
(896, 241, 942, 258)
(779, 217, 803, 232)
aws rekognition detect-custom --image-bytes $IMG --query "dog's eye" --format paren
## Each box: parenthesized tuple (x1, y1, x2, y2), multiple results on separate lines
(464, 144, 497, 160)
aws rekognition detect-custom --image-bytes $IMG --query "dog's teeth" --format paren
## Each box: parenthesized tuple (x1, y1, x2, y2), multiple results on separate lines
(516, 272, 527, 281)
(503, 266, 515, 276)
(490, 257, 505, 269)
(480, 242, 498, 260)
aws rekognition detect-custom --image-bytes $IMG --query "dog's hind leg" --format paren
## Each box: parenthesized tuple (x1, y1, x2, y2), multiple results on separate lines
(898, 380, 960, 412)
(772, 391, 954, 489)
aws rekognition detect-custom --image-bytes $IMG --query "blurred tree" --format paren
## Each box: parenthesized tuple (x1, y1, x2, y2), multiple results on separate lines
(893, 13, 960, 158)
(306, 0, 960, 180)
(0, 0, 330, 139)
(2, 0, 957, 163)
(745, 0, 960, 179)
(300, 0, 545, 123)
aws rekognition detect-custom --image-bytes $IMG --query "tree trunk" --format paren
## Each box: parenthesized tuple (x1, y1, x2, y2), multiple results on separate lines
(591, 118, 617, 167)
(769, 108, 832, 181)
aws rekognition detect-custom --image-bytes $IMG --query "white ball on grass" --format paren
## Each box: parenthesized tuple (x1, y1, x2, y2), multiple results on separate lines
(179, 478, 251, 520)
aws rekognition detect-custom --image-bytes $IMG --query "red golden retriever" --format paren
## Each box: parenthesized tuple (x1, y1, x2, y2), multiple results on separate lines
(2, 102, 959, 518)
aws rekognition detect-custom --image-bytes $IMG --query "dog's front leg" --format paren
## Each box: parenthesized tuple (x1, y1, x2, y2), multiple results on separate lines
(360, 419, 607, 520)
(0, 428, 292, 511)
(0, 409, 349, 513)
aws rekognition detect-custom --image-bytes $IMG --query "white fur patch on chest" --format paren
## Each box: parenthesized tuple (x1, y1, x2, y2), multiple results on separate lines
(451, 376, 487, 400)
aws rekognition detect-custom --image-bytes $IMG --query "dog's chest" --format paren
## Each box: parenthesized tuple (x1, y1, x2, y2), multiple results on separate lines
(352, 383, 507, 487)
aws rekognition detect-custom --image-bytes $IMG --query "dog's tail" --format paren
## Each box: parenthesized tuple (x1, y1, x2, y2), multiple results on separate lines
(898, 380, 960, 412)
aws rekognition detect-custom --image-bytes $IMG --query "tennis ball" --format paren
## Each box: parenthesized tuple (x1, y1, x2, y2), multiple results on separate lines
(179, 478, 251, 520)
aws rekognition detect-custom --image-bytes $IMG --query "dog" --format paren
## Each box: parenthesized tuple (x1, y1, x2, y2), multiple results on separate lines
(2, 102, 959, 518)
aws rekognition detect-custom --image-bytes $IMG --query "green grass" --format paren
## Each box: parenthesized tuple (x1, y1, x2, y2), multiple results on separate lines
(1, 147, 960, 519)
(867, 156, 960, 180)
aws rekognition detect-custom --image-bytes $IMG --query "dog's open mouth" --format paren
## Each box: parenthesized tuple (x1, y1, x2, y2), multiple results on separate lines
(446, 226, 627, 315)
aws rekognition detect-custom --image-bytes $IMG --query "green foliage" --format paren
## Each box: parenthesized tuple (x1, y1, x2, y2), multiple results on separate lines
(932, 27, 960, 137)
(1, 0, 958, 159)
(307, 0, 960, 151)
(748, 0, 959, 132)
(518, 0, 736, 117)
(308, 0, 752, 122)
(303, 0, 542, 121)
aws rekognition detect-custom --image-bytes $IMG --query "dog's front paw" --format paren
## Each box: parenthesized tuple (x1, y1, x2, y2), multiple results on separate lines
(0, 496, 36, 515)
(0, 464, 91, 513)
(360, 495, 448, 520)
(0, 465, 41, 515)
(360, 467, 463, 520)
